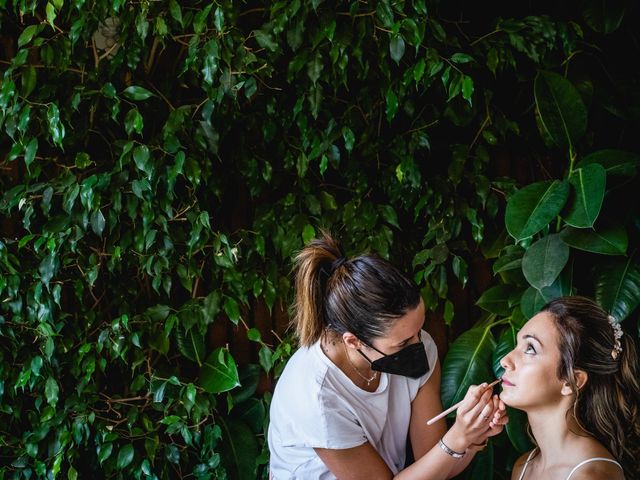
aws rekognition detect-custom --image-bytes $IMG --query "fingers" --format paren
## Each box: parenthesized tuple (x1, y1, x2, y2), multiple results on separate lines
(452, 385, 507, 446)
(458, 383, 492, 416)
(465, 387, 493, 419)
(488, 396, 509, 431)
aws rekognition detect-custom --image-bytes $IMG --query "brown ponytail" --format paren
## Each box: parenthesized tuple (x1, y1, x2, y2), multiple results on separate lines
(292, 232, 420, 347)
(292, 233, 344, 346)
(542, 296, 640, 477)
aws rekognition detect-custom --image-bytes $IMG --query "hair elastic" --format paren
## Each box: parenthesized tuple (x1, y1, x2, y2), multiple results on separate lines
(607, 315, 623, 360)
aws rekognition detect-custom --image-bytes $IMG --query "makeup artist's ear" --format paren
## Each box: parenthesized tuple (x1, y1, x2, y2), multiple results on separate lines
(342, 332, 362, 350)
(560, 370, 588, 396)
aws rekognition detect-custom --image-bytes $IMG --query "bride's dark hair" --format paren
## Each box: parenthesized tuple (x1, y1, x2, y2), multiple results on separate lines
(542, 296, 640, 477)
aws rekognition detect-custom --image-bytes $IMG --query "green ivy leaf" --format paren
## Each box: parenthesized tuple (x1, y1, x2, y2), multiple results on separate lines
(23, 137, 37, 170)
(117, 444, 134, 469)
(461, 75, 474, 105)
(389, 35, 405, 63)
(18, 25, 39, 48)
(258, 345, 273, 373)
(122, 86, 155, 101)
(213, 7, 224, 32)
(168, 0, 183, 26)
(47, 103, 65, 147)
(199, 348, 240, 393)
(98, 443, 113, 464)
(46, 2, 57, 28)
(125, 108, 144, 135)
(385, 88, 398, 121)
(451, 53, 474, 64)
(133, 145, 151, 175)
(45, 377, 59, 406)
(223, 297, 241, 324)
(90, 210, 106, 236)
(302, 224, 315, 244)
(176, 327, 206, 366)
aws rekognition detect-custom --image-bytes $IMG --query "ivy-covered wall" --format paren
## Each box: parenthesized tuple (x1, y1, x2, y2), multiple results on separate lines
(1, 1, 639, 479)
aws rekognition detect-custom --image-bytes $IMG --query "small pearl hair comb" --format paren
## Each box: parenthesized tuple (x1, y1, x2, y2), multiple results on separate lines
(607, 315, 623, 360)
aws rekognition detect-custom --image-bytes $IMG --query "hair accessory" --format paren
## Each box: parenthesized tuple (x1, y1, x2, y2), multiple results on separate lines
(607, 315, 623, 360)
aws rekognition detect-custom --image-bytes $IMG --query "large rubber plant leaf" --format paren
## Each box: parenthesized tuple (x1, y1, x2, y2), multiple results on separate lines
(521, 234, 570, 289)
(492, 325, 517, 380)
(461, 442, 494, 480)
(560, 225, 627, 255)
(219, 417, 258, 480)
(234, 397, 266, 434)
(476, 285, 514, 316)
(505, 180, 570, 241)
(231, 364, 260, 404)
(520, 287, 546, 320)
(534, 71, 587, 150)
(520, 266, 573, 319)
(576, 149, 640, 178)
(594, 256, 640, 322)
(583, 0, 626, 34)
(199, 348, 240, 393)
(176, 327, 206, 366)
(441, 326, 496, 409)
(491, 331, 534, 454)
(506, 407, 534, 454)
(563, 163, 606, 228)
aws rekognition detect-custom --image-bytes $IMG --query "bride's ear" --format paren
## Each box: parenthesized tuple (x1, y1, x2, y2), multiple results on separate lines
(574, 370, 588, 390)
(561, 370, 588, 396)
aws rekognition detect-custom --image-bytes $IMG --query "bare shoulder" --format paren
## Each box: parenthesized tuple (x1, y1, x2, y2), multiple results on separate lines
(510, 450, 533, 480)
(568, 459, 625, 480)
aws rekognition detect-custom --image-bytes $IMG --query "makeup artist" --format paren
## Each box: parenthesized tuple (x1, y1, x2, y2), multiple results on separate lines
(268, 233, 508, 479)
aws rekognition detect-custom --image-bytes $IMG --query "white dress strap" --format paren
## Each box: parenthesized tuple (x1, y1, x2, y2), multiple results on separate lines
(565, 457, 623, 479)
(517, 449, 538, 480)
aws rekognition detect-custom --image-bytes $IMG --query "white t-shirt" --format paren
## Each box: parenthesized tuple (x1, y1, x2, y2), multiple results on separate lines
(268, 330, 439, 479)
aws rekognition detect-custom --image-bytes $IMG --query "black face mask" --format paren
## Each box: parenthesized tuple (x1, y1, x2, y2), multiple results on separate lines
(357, 333, 430, 378)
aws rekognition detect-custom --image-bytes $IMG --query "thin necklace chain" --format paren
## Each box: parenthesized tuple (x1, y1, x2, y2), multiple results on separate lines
(343, 341, 378, 386)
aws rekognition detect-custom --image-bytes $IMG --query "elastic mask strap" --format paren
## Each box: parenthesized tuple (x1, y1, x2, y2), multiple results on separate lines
(356, 348, 376, 364)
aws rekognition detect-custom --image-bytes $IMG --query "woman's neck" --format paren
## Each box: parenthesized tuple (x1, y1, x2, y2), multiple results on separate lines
(526, 402, 598, 469)
(320, 332, 380, 391)
(528, 407, 576, 457)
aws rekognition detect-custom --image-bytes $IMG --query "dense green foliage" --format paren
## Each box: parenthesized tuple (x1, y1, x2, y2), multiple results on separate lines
(1, 0, 639, 479)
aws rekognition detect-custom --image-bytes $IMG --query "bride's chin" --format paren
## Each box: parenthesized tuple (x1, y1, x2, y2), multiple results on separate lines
(498, 391, 515, 407)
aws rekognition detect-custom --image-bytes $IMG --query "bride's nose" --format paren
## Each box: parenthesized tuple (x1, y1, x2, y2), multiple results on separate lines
(500, 350, 514, 370)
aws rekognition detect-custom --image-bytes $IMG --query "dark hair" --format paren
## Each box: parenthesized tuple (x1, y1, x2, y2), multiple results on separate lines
(541, 295, 640, 477)
(292, 232, 421, 347)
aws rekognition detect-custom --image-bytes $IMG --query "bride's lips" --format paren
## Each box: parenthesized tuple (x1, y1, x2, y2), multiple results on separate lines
(501, 377, 515, 387)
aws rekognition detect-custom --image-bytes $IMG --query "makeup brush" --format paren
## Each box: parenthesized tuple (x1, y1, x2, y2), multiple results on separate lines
(426, 379, 502, 425)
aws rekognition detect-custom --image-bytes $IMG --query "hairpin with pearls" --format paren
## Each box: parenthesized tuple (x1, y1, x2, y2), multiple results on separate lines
(607, 315, 623, 360)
